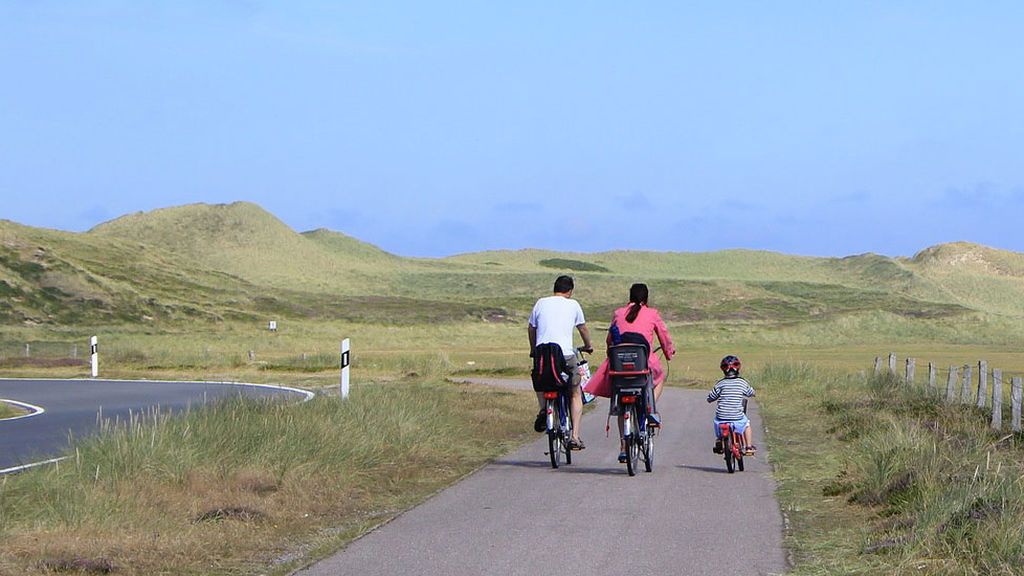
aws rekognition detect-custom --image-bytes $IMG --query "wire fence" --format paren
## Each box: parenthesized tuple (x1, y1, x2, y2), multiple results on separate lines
(0, 340, 88, 367)
(875, 353, 1023, 433)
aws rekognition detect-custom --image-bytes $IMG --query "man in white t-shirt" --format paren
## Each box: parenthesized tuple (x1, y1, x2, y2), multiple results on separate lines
(528, 275, 593, 449)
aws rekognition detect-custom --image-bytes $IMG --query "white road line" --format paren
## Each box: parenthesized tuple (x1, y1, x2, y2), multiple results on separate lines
(0, 379, 314, 475)
(0, 377, 315, 401)
(0, 398, 46, 421)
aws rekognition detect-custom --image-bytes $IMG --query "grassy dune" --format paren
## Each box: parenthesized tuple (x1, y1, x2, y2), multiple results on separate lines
(6, 202, 1023, 332)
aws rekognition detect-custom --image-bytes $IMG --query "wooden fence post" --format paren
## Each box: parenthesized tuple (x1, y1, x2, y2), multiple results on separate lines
(992, 369, 1003, 431)
(888, 353, 897, 374)
(928, 362, 937, 393)
(977, 360, 988, 409)
(946, 366, 959, 403)
(905, 358, 915, 385)
(1012, 377, 1022, 434)
(874, 356, 882, 375)
(960, 364, 974, 404)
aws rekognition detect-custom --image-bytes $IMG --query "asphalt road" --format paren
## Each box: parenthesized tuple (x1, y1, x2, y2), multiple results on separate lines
(0, 378, 311, 472)
(300, 380, 788, 576)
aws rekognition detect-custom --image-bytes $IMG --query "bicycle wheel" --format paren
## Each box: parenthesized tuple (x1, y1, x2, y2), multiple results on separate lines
(547, 399, 561, 469)
(626, 405, 640, 476)
(723, 432, 735, 474)
(736, 433, 745, 472)
(548, 431, 560, 468)
(562, 396, 572, 466)
(642, 427, 654, 473)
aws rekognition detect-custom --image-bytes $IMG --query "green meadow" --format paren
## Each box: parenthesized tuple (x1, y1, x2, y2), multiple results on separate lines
(0, 402, 22, 420)
(2, 201, 1024, 574)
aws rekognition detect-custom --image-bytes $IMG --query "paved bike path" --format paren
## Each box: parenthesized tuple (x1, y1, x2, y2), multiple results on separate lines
(299, 382, 787, 576)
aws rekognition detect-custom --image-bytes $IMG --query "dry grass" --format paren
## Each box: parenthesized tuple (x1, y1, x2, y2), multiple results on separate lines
(0, 401, 25, 420)
(0, 380, 535, 575)
(760, 364, 1024, 575)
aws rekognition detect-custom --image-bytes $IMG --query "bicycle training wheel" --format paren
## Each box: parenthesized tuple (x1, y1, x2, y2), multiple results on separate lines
(626, 406, 640, 477)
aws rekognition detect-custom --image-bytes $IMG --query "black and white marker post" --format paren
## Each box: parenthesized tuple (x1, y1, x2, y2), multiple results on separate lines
(340, 338, 350, 399)
(90, 335, 99, 378)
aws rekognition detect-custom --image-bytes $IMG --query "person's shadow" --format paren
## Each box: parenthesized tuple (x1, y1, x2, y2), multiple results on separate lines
(493, 459, 631, 476)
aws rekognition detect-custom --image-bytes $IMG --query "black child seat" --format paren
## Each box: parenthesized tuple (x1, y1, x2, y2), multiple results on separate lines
(608, 332, 651, 390)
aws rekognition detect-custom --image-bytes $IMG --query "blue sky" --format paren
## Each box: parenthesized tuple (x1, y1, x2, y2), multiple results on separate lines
(2, 2, 1022, 257)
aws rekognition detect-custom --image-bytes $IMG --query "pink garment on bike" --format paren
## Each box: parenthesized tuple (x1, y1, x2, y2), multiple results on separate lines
(583, 304, 676, 398)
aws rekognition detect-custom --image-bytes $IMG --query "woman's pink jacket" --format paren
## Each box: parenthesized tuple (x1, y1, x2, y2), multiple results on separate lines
(583, 304, 676, 398)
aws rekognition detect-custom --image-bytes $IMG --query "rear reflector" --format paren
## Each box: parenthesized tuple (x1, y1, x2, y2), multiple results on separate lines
(621, 396, 637, 404)
(543, 392, 559, 399)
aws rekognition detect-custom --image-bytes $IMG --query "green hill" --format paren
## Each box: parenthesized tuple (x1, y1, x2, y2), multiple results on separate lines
(905, 242, 1024, 316)
(301, 228, 400, 263)
(3, 202, 1023, 339)
(89, 202, 407, 294)
(0, 218, 261, 324)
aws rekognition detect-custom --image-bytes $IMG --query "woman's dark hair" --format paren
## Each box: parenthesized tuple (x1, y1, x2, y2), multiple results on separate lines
(553, 275, 575, 294)
(625, 283, 648, 323)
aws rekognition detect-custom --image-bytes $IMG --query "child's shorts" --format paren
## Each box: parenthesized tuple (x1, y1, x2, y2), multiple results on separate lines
(714, 416, 750, 438)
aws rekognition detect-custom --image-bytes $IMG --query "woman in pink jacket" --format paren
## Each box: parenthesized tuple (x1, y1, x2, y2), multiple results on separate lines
(584, 283, 676, 420)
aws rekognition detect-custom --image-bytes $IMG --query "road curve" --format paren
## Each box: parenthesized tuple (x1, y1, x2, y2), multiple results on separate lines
(299, 382, 787, 576)
(0, 378, 311, 472)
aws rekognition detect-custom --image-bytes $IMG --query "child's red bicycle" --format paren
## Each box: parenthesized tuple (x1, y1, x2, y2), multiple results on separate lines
(718, 421, 746, 473)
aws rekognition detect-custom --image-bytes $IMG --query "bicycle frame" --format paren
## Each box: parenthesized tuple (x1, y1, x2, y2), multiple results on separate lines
(544, 390, 570, 433)
(620, 388, 646, 439)
(616, 385, 654, 476)
(719, 421, 746, 473)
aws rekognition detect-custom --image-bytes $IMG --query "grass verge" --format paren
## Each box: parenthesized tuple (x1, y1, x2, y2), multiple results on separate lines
(0, 401, 25, 420)
(0, 379, 535, 575)
(760, 363, 1024, 574)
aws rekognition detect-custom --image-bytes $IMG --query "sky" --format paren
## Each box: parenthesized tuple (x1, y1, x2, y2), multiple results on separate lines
(2, 2, 1023, 258)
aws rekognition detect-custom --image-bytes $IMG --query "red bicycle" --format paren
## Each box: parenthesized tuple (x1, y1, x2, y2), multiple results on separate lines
(718, 421, 746, 473)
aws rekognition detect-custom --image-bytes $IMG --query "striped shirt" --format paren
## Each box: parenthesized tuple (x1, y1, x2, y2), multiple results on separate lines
(707, 377, 755, 421)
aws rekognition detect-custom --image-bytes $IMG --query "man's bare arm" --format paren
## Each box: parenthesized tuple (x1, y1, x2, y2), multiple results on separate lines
(576, 324, 593, 352)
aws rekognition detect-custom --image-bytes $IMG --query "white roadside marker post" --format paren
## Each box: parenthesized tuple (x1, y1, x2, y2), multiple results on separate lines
(90, 336, 99, 378)
(340, 338, 350, 399)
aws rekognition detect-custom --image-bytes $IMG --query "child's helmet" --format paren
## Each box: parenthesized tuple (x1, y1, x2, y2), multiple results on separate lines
(720, 355, 741, 377)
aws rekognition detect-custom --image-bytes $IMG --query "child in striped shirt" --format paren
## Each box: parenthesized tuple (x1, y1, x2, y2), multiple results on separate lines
(707, 355, 756, 455)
